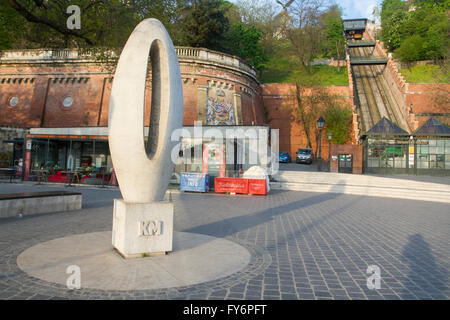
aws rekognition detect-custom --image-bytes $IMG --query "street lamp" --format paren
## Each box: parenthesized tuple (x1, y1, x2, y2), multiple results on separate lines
(317, 116, 325, 172)
(328, 131, 333, 172)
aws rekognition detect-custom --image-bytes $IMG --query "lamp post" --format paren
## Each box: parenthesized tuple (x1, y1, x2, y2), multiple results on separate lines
(317, 116, 325, 172)
(328, 131, 333, 172)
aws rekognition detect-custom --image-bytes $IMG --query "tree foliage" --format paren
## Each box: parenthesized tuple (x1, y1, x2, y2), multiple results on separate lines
(2, 0, 141, 48)
(1, 0, 348, 73)
(223, 23, 267, 71)
(277, 0, 326, 74)
(321, 5, 345, 71)
(323, 104, 352, 145)
(234, 0, 279, 56)
(275, 0, 347, 74)
(285, 83, 352, 150)
(380, 0, 450, 61)
(180, 0, 229, 51)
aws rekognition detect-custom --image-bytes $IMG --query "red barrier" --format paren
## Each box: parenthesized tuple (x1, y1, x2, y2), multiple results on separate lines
(48, 171, 69, 183)
(248, 179, 267, 195)
(214, 178, 249, 194)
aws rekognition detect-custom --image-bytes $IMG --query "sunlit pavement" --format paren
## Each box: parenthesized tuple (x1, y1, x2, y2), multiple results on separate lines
(0, 182, 449, 300)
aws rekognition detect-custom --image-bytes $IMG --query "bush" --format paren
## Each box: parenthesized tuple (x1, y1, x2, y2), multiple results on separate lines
(395, 35, 427, 62)
(323, 106, 352, 144)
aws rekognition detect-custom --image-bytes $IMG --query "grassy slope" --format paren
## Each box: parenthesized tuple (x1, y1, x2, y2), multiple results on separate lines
(260, 58, 349, 85)
(399, 65, 449, 83)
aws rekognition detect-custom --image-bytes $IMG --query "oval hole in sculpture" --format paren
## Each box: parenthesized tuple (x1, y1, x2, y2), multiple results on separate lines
(144, 39, 169, 160)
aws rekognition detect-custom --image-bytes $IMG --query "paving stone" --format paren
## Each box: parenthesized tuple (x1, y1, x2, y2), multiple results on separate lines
(0, 184, 448, 300)
(314, 291, 332, 298)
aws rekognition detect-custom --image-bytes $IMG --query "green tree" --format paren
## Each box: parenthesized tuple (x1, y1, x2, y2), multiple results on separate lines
(322, 17, 345, 71)
(276, 0, 330, 74)
(381, 0, 449, 60)
(284, 82, 351, 150)
(0, 2, 26, 49)
(180, 0, 229, 51)
(234, 0, 279, 56)
(380, 0, 406, 22)
(1, 0, 193, 49)
(3, 0, 139, 48)
(224, 23, 267, 71)
(380, 0, 407, 50)
(131, 0, 188, 46)
(424, 21, 449, 60)
(395, 34, 427, 62)
(323, 105, 352, 144)
(382, 10, 408, 51)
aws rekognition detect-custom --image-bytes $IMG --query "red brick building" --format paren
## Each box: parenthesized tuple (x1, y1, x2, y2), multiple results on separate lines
(0, 48, 270, 182)
(1, 45, 448, 178)
(0, 48, 264, 129)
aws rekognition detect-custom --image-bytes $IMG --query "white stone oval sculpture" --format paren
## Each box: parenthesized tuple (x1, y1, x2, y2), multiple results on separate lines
(108, 19, 184, 203)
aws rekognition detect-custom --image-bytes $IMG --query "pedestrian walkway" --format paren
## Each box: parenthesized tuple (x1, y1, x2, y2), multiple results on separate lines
(0, 183, 448, 300)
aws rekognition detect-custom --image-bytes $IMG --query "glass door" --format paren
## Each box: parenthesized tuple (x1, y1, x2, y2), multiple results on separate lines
(338, 154, 353, 173)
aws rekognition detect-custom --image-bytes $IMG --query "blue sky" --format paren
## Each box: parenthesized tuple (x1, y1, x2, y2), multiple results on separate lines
(337, 0, 380, 20)
(230, 0, 381, 21)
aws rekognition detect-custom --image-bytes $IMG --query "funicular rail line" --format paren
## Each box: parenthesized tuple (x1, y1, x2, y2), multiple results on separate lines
(362, 48, 406, 129)
(349, 46, 408, 133)
(351, 47, 380, 132)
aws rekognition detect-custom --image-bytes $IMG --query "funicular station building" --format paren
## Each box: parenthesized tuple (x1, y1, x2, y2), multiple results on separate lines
(344, 18, 450, 176)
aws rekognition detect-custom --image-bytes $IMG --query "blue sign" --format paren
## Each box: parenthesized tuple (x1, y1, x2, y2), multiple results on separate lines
(180, 172, 210, 192)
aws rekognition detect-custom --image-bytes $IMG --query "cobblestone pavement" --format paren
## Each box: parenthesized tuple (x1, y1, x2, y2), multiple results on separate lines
(0, 182, 449, 300)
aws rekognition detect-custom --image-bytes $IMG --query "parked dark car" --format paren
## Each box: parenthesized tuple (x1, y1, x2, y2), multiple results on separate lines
(296, 148, 313, 164)
(279, 151, 291, 163)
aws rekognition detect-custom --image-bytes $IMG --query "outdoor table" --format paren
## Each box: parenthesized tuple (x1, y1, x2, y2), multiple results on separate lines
(0, 168, 16, 183)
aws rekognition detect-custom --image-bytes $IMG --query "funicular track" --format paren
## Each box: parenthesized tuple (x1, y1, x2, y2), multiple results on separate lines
(349, 46, 409, 133)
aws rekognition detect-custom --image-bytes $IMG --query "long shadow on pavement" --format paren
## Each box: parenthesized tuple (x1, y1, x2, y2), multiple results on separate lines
(184, 181, 349, 240)
(400, 234, 449, 299)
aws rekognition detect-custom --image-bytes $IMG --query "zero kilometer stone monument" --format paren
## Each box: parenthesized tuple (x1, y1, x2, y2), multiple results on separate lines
(108, 18, 184, 258)
(16, 19, 252, 291)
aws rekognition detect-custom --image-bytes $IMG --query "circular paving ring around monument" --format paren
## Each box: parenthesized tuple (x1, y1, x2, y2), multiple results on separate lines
(13, 231, 271, 299)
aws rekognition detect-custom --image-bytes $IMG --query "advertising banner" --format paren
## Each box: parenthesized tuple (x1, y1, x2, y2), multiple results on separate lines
(248, 179, 267, 195)
(214, 177, 249, 194)
(180, 172, 210, 192)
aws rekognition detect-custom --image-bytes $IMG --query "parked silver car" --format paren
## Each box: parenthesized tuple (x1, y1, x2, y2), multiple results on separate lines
(296, 148, 313, 164)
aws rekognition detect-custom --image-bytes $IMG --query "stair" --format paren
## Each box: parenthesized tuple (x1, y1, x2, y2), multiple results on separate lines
(271, 171, 450, 203)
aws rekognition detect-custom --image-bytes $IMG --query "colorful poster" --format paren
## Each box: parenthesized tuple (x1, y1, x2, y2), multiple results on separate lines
(206, 89, 235, 125)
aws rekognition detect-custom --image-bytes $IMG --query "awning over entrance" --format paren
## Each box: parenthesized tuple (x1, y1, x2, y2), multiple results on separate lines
(28, 127, 108, 141)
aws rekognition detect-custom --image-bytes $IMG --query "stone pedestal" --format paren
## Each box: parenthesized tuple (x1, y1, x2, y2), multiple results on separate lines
(112, 199, 174, 258)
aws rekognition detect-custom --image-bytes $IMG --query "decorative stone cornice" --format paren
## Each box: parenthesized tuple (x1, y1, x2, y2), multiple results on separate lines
(207, 80, 234, 90)
(51, 77, 89, 84)
(0, 77, 36, 84)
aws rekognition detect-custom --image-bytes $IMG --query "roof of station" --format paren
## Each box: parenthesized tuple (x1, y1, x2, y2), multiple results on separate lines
(413, 118, 450, 136)
(364, 117, 409, 137)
